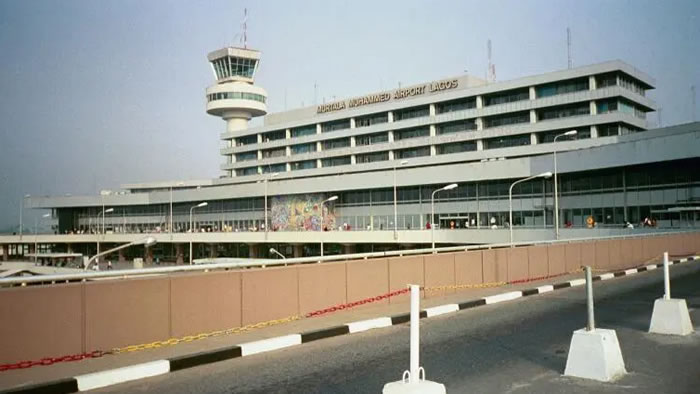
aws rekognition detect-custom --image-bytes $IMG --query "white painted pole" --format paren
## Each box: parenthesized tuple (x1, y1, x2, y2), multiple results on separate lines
(663, 252, 670, 300)
(409, 284, 420, 384)
(586, 266, 595, 331)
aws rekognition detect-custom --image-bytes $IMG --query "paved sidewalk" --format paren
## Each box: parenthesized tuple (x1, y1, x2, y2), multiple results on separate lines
(0, 270, 588, 391)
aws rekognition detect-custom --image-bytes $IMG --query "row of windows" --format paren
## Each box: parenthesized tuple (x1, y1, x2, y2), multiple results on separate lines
(597, 99, 647, 119)
(537, 102, 590, 121)
(536, 77, 589, 98)
(437, 119, 477, 135)
(207, 91, 266, 103)
(394, 126, 430, 141)
(211, 56, 257, 80)
(484, 111, 530, 128)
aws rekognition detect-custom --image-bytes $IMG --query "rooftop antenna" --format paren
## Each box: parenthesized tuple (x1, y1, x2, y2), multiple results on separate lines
(567, 27, 572, 69)
(692, 84, 697, 122)
(242, 8, 248, 48)
(487, 39, 496, 83)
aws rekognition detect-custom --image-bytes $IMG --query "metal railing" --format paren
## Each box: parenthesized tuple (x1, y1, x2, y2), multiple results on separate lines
(0, 229, 696, 287)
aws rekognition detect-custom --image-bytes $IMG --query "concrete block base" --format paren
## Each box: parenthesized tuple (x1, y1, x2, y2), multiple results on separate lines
(564, 328, 626, 382)
(383, 380, 446, 394)
(649, 298, 694, 336)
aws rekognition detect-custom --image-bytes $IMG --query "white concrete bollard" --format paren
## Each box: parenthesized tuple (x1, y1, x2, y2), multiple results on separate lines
(383, 285, 446, 394)
(649, 252, 694, 336)
(564, 266, 627, 382)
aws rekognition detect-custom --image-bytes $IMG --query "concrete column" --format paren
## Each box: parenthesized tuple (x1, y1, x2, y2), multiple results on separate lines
(285, 146, 291, 156)
(530, 109, 537, 123)
(248, 244, 259, 258)
(351, 155, 356, 164)
(590, 125, 599, 138)
(388, 111, 394, 123)
(118, 248, 126, 263)
(257, 134, 263, 144)
(350, 136, 356, 147)
(589, 75, 596, 90)
(429, 124, 436, 137)
(209, 244, 217, 258)
(286, 163, 292, 172)
(286, 128, 291, 139)
(257, 150, 262, 160)
(145, 247, 153, 264)
(476, 96, 483, 109)
(477, 140, 484, 151)
(529, 86, 536, 100)
(429, 104, 436, 116)
(430, 145, 437, 156)
(530, 133, 538, 145)
(476, 118, 484, 130)
(343, 244, 356, 255)
(2, 244, 8, 261)
(316, 124, 322, 134)
(350, 118, 356, 128)
(175, 244, 184, 265)
(389, 151, 395, 160)
(293, 244, 303, 258)
(317, 159, 323, 168)
(590, 101, 597, 115)
(388, 130, 394, 142)
(317, 141, 322, 152)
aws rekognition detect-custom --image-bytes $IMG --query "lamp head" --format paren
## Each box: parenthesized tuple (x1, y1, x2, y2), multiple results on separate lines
(104, 208, 114, 214)
(538, 172, 553, 179)
(325, 195, 339, 203)
(400, 160, 409, 165)
(197, 202, 208, 208)
(565, 130, 578, 136)
(442, 183, 458, 191)
(42, 213, 51, 218)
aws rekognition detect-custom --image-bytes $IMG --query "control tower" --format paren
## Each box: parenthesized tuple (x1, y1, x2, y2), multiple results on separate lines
(205, 46, 267, 136)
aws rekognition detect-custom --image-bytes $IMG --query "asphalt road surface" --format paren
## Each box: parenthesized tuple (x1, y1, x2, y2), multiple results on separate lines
(96, 263, 700, 394)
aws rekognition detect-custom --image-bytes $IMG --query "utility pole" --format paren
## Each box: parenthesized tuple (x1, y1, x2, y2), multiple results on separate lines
(567, 27, 572, 69)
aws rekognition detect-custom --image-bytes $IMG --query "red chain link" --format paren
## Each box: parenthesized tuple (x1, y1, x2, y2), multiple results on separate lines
(0, 350, 108, 372)
(305, 288, 411, 318)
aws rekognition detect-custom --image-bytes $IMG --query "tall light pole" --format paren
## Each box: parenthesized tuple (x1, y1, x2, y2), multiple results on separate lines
(33, 213, 50, 263)
(189, 202, 208, 264)
(264, 172, 279, 235)
(393, 160, 409, 240)
(269, 247, 286, 259)
(431, 183, 458, 249)
(509, 172, 552, 245)
(84, 237, 156, 271)
(96, 207, 114, 264)
(553, 130, 577, 240)
(320, 195, 338, 257)
(19, 194, 29, 239)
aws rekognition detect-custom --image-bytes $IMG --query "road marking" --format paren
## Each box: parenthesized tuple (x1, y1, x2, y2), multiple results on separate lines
(646, 264, 658, 271)
(239, 334, 301, 356)
(76, 360, 169, 391)
(424, 304, 459, 317)
(599, 273, 615, 280)
(569, 278, 586, 287)
(483, 291, 522, 304)
(679, 258, 688, 263)
(346, 317, 392, 333)
(624, 269, 638, 275)
(537, 285, 554, 293)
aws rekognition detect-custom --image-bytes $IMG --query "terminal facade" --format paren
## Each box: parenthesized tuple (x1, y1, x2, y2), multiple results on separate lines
(11, 45, 700, 260)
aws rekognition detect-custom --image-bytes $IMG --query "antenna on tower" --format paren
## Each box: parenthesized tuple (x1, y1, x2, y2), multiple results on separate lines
(487, 39, 496, 83)
(242, 8, 248, 48)
(567, 27, 572, 69)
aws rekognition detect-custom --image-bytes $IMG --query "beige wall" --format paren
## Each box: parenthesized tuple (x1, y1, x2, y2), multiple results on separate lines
(1, 232, 698, 364)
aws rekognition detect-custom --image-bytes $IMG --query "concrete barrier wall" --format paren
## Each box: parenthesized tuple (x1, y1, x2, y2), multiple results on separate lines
(1, 231, 698, 364)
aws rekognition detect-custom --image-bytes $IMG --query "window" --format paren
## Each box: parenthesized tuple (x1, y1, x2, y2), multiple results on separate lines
(537, 103, 590, 121)
(321, 156, 351, 167)
(322, 138, 350, 150)
(436, 119, 476, 135)
(597, 123, 619, 137)
(436, 97, 476, 113)
(321, 119, 351, 133)
(484, 111, 529, 128)
(262, 130, 285, 142)
(394, 127, 430, 141)
(538, 127, 591, 143)
(261, 163, 286, 173)
(436, 141, 477, 155)
(596, 73, 617, 88)
(355, 113, 388, 127)
(291, 125, 317, 138)
(483, 88, 529, 106)
(291, 143, 316, 155)
(291, 160, 317, 171)
(484, 134, 531, 149)
(536, 78, 589, 98)
(596, 99, 618, 114)
(207, 91, 266, 103)
(356, 132, 388, 146)
(619, 74, 646, 96)
(356, 151, 389, 163)
(236, 135, 257, 146)
(262, 147, 286, 159)
(235, 151, 257, 162)
(394, 106, 429, 121)
(212, 56, 257, 80)
(395, 146, 430, 159)
(236, 167, 258, 176)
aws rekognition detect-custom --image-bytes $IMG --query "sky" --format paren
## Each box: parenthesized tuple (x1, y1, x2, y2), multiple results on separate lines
(0, 0, 698, 230)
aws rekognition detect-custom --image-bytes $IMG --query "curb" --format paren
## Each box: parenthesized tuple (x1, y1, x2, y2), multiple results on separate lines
(2, 255, 697, 393)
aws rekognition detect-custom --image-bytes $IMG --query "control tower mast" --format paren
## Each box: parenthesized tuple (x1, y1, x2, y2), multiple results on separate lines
(205, 47, 267, 176)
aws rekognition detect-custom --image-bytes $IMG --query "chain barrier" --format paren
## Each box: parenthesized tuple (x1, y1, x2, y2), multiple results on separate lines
(2, 252, 692, 372)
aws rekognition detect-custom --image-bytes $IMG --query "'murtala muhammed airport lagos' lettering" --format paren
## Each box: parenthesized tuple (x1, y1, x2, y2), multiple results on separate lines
(317, 78, 459, 114)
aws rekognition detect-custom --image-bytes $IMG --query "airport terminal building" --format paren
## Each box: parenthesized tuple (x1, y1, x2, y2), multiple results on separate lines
(6, 46, 700, 260)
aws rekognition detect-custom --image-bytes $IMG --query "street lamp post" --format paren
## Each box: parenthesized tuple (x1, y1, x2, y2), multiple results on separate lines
(264, 173, 279, 235)
(269, 248, 286, 260)
(509, 172, 553, 245)
(34, 213, 51, 263)
(431, 183, 458, 250)
(320, 195, 338, 257)
(393, 160, 409, 240)
(84, 237, 156, 271)
(96, 208, 114, 264)
(553, 130, 577, 240)
(189, 202, 208, 264)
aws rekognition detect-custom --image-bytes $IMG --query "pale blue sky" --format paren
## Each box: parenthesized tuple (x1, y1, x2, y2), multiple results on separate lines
(0, 0, 698, 230)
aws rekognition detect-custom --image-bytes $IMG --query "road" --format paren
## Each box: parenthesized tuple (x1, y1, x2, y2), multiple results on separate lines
(96, 262, 700, 394)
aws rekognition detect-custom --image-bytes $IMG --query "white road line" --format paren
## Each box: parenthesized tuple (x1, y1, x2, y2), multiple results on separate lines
(537, 285, 554, 293)
(599, 273, 615, 280)
(569, 278, 586, 287)
(346, 317, 393, 333)
(646, 264, 658, 271)
(424, 304, 459, 317)
(483, 291, 523, 305)
(76, 360, 170, 391)
(624, 269, 638, 275)
(239, 334, 301, 356)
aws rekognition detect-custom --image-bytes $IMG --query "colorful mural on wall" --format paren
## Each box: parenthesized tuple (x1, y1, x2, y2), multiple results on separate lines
(270, 194, 337, 231)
